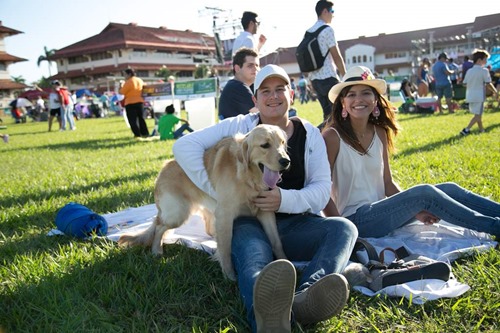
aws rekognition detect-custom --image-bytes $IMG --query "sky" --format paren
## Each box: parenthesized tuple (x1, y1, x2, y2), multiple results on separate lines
(2, 0, 500, 84)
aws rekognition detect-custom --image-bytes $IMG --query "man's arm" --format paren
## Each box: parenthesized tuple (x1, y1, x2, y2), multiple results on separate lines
(330, 45, 346, 77)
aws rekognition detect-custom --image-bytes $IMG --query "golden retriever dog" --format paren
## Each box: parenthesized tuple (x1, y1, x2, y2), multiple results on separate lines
(118, 124, 291, 280)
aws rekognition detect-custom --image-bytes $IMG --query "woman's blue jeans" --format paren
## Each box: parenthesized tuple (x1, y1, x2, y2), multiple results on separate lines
(348, 182, 500, 238)
(231, 213, 357, 332)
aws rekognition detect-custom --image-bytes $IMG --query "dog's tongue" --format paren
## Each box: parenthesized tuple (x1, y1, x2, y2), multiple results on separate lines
(263, 165, 281, 189)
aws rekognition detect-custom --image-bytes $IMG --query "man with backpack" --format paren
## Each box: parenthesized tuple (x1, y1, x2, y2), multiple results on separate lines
(306, 1, 346, 125)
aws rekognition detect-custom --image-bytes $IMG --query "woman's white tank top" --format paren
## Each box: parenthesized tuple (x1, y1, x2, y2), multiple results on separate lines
(331, 128, 385, 217)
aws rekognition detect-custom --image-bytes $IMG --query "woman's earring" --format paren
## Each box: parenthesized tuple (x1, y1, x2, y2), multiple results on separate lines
(342, 108, 348, 120)
(372, 106, 380, 119)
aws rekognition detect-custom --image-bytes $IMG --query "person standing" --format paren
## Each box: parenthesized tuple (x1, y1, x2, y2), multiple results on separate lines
(218, 48, 260, 120)
(298, 74, 309, 104)
(460, 49, 498, 135)
(119, 68, 149, 138)
(307, 0, 346, 125)
(173, 64, 357, 332)
(432, 52, 455, 114)
(232, 11, 267, 57)
(47, 81, 62, 132)
(461, 55, 474, 82)
(53, 81, 76, 131)
(417, 57, 431, 97)
(447, 58, 460, 85)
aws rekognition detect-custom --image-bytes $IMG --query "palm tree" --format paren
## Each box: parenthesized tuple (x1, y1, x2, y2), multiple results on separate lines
(37, 46, 56, 77)
(11, 75, 26, 84)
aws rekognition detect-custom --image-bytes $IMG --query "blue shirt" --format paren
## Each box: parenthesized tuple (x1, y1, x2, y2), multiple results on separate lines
(433, 61, 452, 87)
(218, 79, 254, 119)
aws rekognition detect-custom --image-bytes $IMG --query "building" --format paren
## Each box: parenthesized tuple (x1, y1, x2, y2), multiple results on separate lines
(49, 22, 230, 92)
(0, 21, 28, 113)
(261, 13, 500, 82)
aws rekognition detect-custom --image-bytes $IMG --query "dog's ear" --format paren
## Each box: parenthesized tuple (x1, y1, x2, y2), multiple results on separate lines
(236, 138, 250, 178)
(242, 140, 251, 165)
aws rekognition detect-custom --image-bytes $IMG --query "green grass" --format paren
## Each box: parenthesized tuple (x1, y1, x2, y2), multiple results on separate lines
(1, 101, 499, 333)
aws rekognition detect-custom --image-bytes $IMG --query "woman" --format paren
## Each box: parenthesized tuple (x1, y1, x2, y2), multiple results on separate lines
(321, 65, 500, 239)
(417, 57, 431, 97)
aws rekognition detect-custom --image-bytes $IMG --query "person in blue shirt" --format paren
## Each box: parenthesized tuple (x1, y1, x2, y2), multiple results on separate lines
(432, 52, 455, 114)
(218, 47, 259, 120)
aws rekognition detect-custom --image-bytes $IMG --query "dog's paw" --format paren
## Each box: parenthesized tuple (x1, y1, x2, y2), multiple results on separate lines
(223, 266, 237, 281)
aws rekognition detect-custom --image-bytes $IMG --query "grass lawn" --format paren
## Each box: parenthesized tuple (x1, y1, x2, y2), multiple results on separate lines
(1, 100, 499, 332)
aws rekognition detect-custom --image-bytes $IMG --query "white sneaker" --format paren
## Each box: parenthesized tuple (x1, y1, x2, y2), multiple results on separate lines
(2, 134, 9, 143)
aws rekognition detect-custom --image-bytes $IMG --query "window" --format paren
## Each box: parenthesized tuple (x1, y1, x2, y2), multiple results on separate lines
(90, 52, 112, 61)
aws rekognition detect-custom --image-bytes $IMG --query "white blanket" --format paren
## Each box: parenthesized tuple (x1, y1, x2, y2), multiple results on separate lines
(56, 204, 498, 304)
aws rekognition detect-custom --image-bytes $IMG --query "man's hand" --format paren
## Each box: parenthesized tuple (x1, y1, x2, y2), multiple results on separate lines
(253, 187, 281, 212)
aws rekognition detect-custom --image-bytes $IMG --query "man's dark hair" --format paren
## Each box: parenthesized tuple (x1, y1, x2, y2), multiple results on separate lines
(241, 11, 258, 30)
(315, 0, 333, 16)
(232, 47, 258, 75)
(124, 68, 135, 76)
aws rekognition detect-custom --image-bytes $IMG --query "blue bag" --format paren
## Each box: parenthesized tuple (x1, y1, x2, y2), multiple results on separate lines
(55, 202, 108, 238)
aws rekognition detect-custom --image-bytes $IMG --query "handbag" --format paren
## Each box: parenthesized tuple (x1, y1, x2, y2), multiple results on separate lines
(349, 238, 452, 291)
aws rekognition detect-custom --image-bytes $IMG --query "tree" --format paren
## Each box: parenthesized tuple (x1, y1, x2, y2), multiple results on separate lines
(11, 75, 26, 84)
(155, 65, 173, 82)
(37, 46, 56, 77)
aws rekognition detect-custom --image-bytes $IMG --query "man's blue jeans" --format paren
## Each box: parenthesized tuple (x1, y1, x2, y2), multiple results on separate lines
(347, 182, 500, 238)
(231, 213, 357, 332)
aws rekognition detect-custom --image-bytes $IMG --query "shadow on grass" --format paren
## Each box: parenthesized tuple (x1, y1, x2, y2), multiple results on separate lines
(395, 122, 500, 158)
(0, 242, 245, 332)
(0, 171, 158, 215)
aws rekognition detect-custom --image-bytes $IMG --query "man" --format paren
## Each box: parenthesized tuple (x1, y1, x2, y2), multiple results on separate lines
(119, 68, 149, 138)
(308, 0, 346, 124)
(53, 80, 76, 131)
(173, 64, 357, 332)
(447, 58, 459, 85)
(461, 55, 474, 82)
(218, 48, 259, 120)
(232, 11, 267, 57)
(432, 52, 455, 114)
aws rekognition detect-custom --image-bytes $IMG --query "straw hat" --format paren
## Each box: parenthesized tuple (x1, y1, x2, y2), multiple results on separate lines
(328, 66, 387, 103)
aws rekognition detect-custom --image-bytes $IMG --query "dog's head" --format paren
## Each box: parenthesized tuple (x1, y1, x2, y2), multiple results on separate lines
(238, 124, 290, 189)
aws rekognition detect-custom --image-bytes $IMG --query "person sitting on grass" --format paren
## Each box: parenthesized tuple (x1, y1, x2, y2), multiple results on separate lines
(158, 105, 194, 140)
(321, 65, 500, 240)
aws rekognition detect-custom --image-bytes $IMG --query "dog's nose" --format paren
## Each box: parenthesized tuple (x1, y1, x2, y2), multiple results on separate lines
(279, 158, 291, 169)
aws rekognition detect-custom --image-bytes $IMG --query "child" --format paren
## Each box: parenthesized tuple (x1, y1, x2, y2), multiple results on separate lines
(460, 49, 498, 135)
(158, 105, 194, 140)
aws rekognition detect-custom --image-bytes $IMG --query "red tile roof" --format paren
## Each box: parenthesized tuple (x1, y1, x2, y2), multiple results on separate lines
(0, 21, 23, 36)
(51, 22, 216, 59)
(0, 79, 28, 90)
(0, 51, 27, 63)
(261, 13, 500, 67)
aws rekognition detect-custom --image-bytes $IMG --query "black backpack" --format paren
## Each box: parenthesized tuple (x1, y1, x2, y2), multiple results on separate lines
(295, 25, 329, 73)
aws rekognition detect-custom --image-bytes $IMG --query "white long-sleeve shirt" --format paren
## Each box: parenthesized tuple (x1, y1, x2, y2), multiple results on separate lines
(172, 113, 332, 215)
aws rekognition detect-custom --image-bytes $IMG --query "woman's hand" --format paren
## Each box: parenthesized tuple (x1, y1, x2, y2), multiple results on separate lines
(415, 210, 440, 225)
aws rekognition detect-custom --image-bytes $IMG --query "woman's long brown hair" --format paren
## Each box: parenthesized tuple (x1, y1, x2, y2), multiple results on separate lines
(322, 85, 400, 155)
